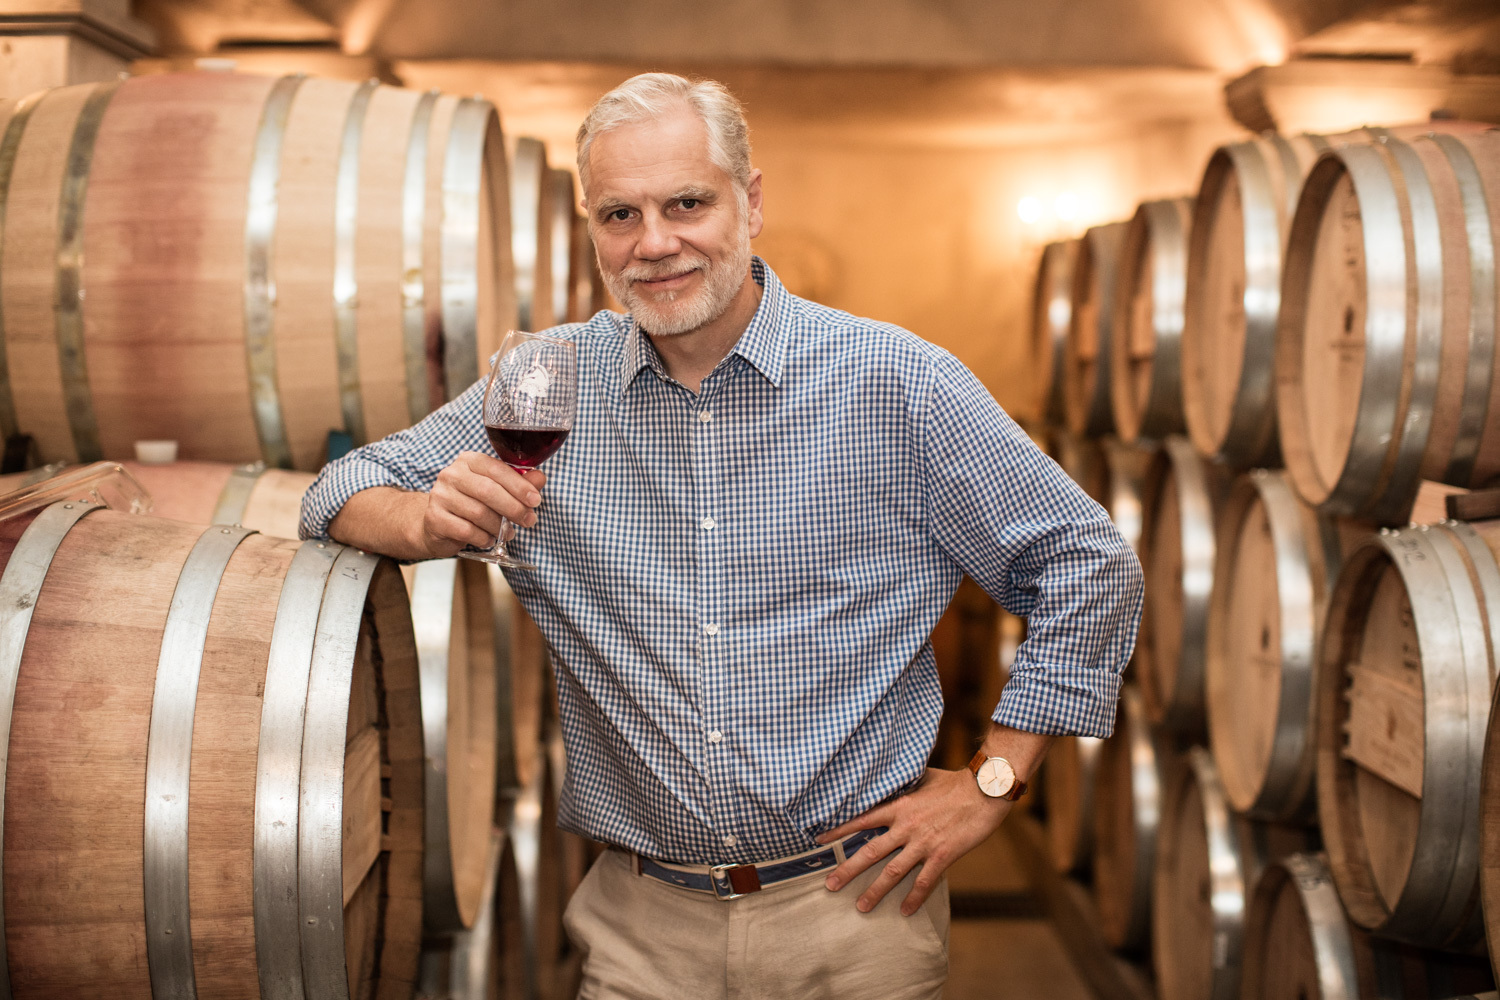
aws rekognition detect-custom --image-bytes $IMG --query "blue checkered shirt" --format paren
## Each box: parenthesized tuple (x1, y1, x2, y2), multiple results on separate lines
(302, 258, 1141, 865)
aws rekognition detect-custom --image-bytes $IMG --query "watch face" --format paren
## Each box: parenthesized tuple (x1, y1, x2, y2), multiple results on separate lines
(977, 758, 1016, 798)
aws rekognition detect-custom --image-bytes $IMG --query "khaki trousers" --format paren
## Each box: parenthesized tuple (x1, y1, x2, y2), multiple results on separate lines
(563, 848, 950, 1000)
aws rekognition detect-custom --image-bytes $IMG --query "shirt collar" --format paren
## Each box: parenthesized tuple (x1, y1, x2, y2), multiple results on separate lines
(620, 256, 792, 391)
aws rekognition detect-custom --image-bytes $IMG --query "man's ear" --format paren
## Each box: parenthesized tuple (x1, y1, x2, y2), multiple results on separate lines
(745, 168, 765, 240)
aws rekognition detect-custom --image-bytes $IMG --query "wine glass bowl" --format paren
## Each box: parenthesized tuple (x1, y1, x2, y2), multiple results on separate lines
(461, 330, 578, 569)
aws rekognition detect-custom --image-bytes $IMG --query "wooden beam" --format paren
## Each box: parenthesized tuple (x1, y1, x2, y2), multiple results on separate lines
(1447, 487, 1500, 523)
(1004, 814, 1155, 1000)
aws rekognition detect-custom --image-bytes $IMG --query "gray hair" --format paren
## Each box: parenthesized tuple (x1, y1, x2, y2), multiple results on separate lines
(576, 73, 751, 195)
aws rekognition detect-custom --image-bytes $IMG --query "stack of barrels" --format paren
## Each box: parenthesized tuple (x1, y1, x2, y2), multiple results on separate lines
(1030, 119, 1500, 998)
(0, 66, 611, 1000)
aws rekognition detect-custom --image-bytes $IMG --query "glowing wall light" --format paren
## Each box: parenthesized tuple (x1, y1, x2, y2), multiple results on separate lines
(1017, 195, 1045, 225)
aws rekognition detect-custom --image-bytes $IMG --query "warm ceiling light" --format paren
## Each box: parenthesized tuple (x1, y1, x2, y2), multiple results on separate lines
(1054, 192, 1081, 222)
(1017, 196, 1044, 224)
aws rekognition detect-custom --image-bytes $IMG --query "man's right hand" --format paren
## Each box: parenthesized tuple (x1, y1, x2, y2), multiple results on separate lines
(326, 453, 546, 562)
(420, 451, 546, 557)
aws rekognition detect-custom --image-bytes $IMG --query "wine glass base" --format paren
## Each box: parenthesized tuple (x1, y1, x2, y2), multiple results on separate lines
(457, 549, 537, 571)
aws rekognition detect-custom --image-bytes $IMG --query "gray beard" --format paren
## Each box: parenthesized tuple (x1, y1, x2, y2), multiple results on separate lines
(603, 232, 753, 338)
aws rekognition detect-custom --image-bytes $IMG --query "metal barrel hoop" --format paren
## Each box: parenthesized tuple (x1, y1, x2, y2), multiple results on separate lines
(440, 97, 493, 399)
(1190, 747, 1247, 1000)
(253, 539, 341, 1000)
(244, 74, 307, 470)
(1224, 140, 1283, 467)
(0, 499, 107, 1000)
(333, 79, 381, 448)
(1432, 133, 1497, 487)
(1142, 199, 1189, 437)
(0, 91, 46, 439)
(1257, 473, 1319, 821)
(411, 558, 464, 932)
(54, 80, 121, 463)
(401, 90, 440, 424)
(143, 523, 257, 1000)
(298, 545, 381, 1000)
(210, 462, 266, 526)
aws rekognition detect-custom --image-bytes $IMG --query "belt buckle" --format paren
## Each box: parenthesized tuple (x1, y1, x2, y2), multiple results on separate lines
(709, 863, 759, 900)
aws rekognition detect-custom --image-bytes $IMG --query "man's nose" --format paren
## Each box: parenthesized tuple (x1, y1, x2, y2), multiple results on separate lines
(635, 213, 682, 260)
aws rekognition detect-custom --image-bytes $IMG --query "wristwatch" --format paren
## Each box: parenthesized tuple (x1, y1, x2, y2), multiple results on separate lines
(968, 750, 1027, 801)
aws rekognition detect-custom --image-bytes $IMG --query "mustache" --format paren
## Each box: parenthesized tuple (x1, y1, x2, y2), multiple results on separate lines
(622, 257, 709, 283)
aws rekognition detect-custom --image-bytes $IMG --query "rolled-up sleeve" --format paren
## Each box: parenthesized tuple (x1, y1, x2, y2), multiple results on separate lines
(299, 377, 488, 540)
(918, 350, 1142, 738)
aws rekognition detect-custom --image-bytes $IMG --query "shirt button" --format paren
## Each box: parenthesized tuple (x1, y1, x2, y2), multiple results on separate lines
(699, 411, 713, 423)
(704, 623, 719, 636)
(723, 835, 737, 847)
(701, 517, 716, 531)
(708, 730, 723, 744)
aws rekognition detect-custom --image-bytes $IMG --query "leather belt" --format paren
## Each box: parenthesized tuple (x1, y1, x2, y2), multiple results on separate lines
(633, 827, 887, 900)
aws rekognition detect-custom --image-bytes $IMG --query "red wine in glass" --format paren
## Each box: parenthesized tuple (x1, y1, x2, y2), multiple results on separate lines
(486, 425, 571, 470)
(459, 329, 578, 570)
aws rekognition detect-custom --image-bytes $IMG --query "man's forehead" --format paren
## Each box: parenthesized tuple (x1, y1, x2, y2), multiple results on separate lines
(583, 107, 731, 203)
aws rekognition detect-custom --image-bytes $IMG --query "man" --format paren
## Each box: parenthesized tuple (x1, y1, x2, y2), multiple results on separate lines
(302, 72, 1141, 998)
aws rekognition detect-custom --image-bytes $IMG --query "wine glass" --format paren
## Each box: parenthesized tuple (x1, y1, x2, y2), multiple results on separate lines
(459, 330, 577, 570)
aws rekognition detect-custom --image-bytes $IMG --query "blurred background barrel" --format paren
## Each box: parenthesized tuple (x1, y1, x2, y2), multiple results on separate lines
(1316, 520, 1499, 952)
(1276, 128, 1500, 523)
(1090, 685, 1162, 953)
(0, 502, 423, 998)
(1063, 221, 1128, 437)
(1152, 747, 1310, 1000)
(1046, 735, 1103, 876)
(1136, 437, 1229, 737)
(1032, 239, 1079, 427)
(1206, 469, 1347, 823)
(1109, 197, 1192, 444)
(1240, 853, 1494, 1000)
(0, 73, 515, 470)
(1180, 134, 1327, 469)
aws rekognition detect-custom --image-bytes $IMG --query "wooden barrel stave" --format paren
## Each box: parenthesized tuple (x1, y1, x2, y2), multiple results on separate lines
(1207, 469, 1346, 823)
(1317, 520, 1500, 951)
(415, 825, 527, 1000)
(0, 72, 514, 470)
(510, 137, 549, 333)
(0, 503, 422, 998)
(1031, 239, 1079, 426)
(1091, 685, 1162, 952)
(1241, 853, 1495, 999)
(1063, 222, 1129, 436)
(1110, 197, 1193, 443)
(1137, 437, 1230, 734)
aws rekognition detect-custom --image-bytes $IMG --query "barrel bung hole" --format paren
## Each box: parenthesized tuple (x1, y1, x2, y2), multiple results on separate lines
(1343, 306, 1354, 336)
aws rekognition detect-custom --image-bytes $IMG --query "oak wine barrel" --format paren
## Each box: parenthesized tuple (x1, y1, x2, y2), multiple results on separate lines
(510, 137, 553, 333)
(570, 214, 606, 322)
(1110, 197, 1193, 443)
(1056, 433, 1150, 553)
(1054, 429, 1106, 503)
(1031, 239, 1079, 425)
(1316, 520, 1500, 951)
(1152, 748, 1310, 1000)
(536, 167, 577, 331)
(508, 748, 567, 1000)
(0, 72, 515, 470)
(415, 826, 527, 1000)
(1240, 853, 1494, 999)
(1136, 436, 1231, 735)
(1206, 469, 1350, 822)
(0, 502, 423, 998)
(1091, 686, 1162, 953)
(1181, 133, 1331, 469)
(1063, 221, 1129, 436)
(1045, 735, 1103, 875)
(1277, 128, 1500, 523)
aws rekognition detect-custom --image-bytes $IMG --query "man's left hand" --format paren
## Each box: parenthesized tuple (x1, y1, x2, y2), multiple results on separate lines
(816, 724, 1053, 916)
(815, 767, 1010, 916)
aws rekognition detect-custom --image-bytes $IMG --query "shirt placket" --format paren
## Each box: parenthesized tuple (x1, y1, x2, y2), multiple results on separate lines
(693, 367, 735, 859)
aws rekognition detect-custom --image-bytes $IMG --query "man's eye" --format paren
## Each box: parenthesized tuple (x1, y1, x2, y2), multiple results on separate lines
(609, 209, 630, 221)
(679, 199, 699, 210)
